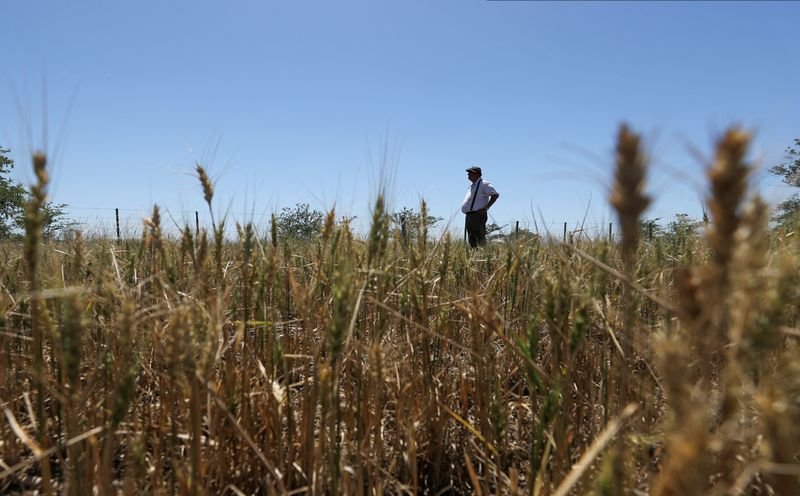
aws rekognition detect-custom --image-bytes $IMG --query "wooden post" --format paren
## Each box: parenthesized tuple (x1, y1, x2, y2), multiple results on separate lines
(515, 220, 519, 235)
(115, 208, 121, 241)
(195, 211, 200, 236)
(563, 222, 567, 242)
(608, 222, 612, 242)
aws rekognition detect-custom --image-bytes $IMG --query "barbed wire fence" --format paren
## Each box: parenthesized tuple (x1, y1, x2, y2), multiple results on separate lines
(60, 205, 631, 243)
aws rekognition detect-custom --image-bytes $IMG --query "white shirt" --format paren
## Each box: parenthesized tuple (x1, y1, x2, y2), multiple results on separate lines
(461, 179, 498, 213)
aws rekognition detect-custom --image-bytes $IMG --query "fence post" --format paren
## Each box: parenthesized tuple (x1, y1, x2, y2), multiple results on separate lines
(115, 208, 121, 241)
(608, 222, 612, 242)
(563, 222, 567, 242)
(195, 211, 199, 236)
(515, 220, 519, 235)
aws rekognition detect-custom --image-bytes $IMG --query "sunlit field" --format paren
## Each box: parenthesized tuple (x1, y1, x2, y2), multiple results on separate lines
(1, 126, 798, 495)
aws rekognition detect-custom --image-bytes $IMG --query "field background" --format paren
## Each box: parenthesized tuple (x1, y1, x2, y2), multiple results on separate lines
(1, 126, 799, 495)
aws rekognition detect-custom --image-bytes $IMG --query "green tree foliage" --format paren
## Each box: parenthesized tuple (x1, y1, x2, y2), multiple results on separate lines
(639, 214, 702, 243)
(768, 138, 800, 229)
(0, 147, 73, 239)
(36, 201, 75, 239)
(486, 222, 506, 241)
(0, 147, 27, 238)
(666, 213, 702, 240)
(638, 217, 665, 242)
(274, 202, 324, 241)
(391, 206, 443, 243)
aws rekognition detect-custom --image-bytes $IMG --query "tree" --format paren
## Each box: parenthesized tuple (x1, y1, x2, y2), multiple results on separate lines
(486, 222, 506, 242)
(637, 214, 701, 244)
(35, 201, 75, 239)
(390, 207, 443, 243)
(273, 202, 324, 241)
(638, 217, 665, 242)
(0, 147, 27, 238)
(666, 213, 702, 240)
(0, 147, 73, 239)
(768, 138, 800, 229)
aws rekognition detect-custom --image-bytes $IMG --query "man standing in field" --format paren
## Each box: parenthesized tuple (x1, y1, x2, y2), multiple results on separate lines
(462, 166, 499, 248)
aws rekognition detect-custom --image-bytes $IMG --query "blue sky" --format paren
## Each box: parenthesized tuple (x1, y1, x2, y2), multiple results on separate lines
(2, 1, 799, 237)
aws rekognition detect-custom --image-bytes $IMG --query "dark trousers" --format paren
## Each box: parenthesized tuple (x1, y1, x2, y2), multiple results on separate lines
(465, 211, 488, 248)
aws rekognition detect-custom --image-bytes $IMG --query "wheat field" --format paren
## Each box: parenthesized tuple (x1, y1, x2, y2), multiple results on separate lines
(1, 126, 798, 495)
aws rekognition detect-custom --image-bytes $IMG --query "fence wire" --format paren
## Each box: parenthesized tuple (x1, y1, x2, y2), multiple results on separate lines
(59, 206, 623, 241)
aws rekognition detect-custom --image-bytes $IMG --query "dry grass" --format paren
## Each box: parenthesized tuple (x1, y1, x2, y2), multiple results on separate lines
(1, 127, 799, 494)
